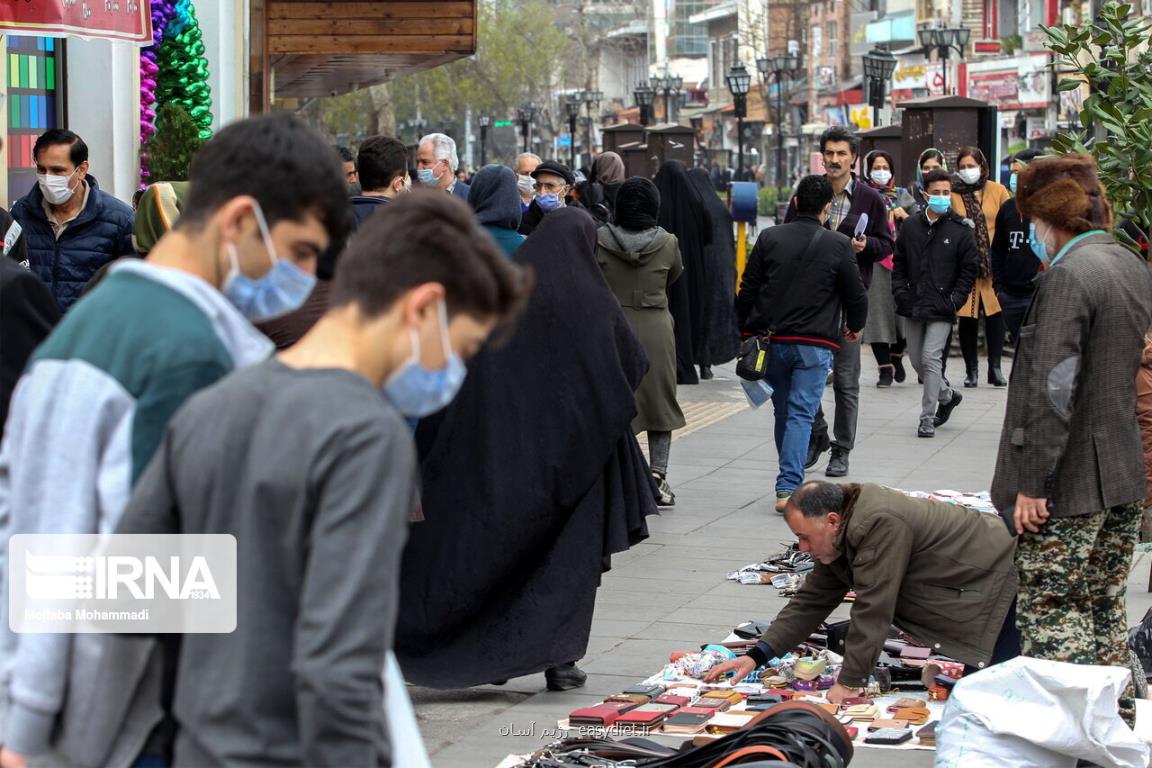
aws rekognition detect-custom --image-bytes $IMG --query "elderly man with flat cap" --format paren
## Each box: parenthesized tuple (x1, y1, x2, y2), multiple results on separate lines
(992, 153, 1152, 726)
(519, 160, 575, 236)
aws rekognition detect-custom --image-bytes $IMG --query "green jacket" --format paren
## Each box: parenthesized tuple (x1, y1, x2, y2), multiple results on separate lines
(760, 484, 1017, 687)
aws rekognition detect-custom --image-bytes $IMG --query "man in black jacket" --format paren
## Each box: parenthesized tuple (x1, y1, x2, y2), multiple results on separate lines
(0, 257, 59, 438)
(738, 176, 868, 512)
(785, 126, 894, 478)
(893, 169, 978, 438)
(991, 149, 1043, 343)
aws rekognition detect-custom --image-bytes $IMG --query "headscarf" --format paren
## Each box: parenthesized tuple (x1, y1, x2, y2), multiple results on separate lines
(592, 152, 626, 185)
(953, 147, 992, 276)
(133, 181, 190, 254)
(467, 164, 522, 230)
(614, 177, 660, 231)
(862, 150, 898, 207)
(915, 148, 948, 192)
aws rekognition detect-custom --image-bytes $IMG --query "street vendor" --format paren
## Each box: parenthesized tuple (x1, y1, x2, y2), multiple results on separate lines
(705, 481, 1020, 703)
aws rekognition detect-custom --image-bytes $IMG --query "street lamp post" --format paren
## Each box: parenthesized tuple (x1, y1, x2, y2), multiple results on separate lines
(634, 81, 656, 126)
(756, 53, 802, 189)
(565, 94, 584, 171)
(517, 103, 537, 154)
(862, 47, 898, 127)
(478, 114, 490, 167)
(726, 62, 751, 182)
(653, 71, 684, 123)
(583, 90, 602, 169)
(917, 26, 970, 95)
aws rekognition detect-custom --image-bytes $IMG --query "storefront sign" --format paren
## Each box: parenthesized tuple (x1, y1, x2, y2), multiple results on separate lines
(1, 1, 153, 45)
(966, 54, 1050, 109)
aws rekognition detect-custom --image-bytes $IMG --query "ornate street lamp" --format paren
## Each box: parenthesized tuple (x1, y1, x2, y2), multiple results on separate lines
(726, 62, 751, 181)
(634, 81, 656, 126)
(919, 25, 970, 94)
(582, 90, 602, 169)
(756, 53, 803, 188)
(517, 103, 537, 154)
(565, 93, 585, 171)
(862, 46, 899, 127)
(478, 114, 490, 167)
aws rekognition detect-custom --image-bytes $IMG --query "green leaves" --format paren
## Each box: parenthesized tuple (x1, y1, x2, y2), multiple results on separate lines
(1045, 0, 1152, 232)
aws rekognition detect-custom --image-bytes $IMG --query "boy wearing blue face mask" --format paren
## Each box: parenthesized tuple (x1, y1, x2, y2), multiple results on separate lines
(114, 191, 531, 768)
(892, 169, 979, 438)
(0, 113, 349, 768)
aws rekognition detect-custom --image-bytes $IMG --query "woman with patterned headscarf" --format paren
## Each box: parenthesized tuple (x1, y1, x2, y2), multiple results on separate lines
(951, 146, 1012, 388)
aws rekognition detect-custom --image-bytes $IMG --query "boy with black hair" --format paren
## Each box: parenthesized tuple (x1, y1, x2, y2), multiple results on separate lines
(0, 113, 349, 768)
(992, 149, 1044, 342)
(352, 135, 412, 222)
(115, 190, 532, 767)
(893, 169, 978, 438)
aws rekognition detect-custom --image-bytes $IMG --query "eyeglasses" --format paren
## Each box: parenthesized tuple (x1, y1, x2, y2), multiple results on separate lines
(534, 181, 567, 193)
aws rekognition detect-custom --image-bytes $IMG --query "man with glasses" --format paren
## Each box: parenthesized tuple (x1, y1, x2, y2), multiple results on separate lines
(519, 160, 574, 236)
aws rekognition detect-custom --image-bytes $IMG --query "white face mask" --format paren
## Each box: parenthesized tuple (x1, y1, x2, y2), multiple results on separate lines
(958, 168, 982, 186)
(38, 167, 80, 205)
(517, 174, 535, 197)
(870, 169, 893, 186)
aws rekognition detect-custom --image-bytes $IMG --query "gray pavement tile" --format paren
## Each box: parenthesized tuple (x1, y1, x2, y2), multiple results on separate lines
(588, 618, 654, 637)
(634, 620, 746, 642)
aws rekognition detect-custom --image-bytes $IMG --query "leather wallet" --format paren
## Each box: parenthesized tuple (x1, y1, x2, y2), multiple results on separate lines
(843, 704, 881, 721)
(678, 706, 718, 716)
(622, 684, 666, 697)
(865, 728, 913, 745)
(661, 712, 711, 734)
(692, 698, 732, 711)
(568, 701, 637, 726)
(655, 694, 693, 707)
(888, 697, 929, 710)
(704, 711, 757, 734)
(700, 690, 744, 705)
(748, 693, 784, 704)
(844, 725, 859, 739)
(606, 693, 651, 705)
(916, 720, 938, 746)
(839, 697, 874, 708)
(900, 647, 931, 660)
(617, 703, 677, 726)
(891, 707, 930, 725)
(867, 719, 909, 731)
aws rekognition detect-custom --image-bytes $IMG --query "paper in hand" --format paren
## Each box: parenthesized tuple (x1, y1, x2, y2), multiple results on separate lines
(854, 213, 869, 239)
(741, 378, 774, 409)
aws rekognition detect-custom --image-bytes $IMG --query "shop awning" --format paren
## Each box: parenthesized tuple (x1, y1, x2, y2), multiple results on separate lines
(254, 0, 477, 105)
(0, 2, 152, 44)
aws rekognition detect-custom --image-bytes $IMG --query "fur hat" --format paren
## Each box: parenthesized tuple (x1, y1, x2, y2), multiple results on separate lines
(1016, 153, 1112, 234)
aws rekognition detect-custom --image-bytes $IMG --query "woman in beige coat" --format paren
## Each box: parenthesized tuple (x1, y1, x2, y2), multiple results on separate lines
(951, 146, 1012, 388)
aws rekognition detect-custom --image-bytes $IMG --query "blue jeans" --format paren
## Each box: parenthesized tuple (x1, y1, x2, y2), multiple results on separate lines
(766, 343, 834, 494)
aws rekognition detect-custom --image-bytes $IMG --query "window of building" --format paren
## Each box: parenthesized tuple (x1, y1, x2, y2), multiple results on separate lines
(827, 21, 838, 62)
(6, 36, 62, 201)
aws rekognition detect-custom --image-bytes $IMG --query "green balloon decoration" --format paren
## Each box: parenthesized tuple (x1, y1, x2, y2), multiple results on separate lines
(154, 0, 214, 142)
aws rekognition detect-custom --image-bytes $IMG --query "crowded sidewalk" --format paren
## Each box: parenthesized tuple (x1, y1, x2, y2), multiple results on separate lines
(413, 353, 1152, 766)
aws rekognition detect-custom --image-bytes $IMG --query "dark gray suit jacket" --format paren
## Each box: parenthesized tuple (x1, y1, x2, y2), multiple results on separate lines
(992, 232, 1152, 517)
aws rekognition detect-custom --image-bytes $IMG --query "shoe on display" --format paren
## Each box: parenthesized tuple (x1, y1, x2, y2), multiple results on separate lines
(934, 390, 964, 427)
(825, 449, 849, 478)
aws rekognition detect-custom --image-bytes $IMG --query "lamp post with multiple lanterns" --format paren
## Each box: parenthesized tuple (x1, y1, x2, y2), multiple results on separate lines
(726, 62, 752, 182)
(756, 53, 801, 188)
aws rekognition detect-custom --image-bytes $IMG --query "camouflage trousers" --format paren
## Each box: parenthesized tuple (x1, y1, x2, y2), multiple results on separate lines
(1016, 502, 1141, 727)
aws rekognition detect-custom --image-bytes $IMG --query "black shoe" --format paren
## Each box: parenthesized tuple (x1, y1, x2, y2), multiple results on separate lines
(825, 449, 849, 477)
(652, 472, 676, 507)
(918, 417, 935, 438)
(934, 390, 963, 427)
(877, 364, 894, 388)
(805, 433, 830, 470)
(892, 354, 907, 383)
(545, 662, 587, 691)
(988, 367, 1007, 387)
(700, 365, 714, 381)
(963, 367, 978, 388)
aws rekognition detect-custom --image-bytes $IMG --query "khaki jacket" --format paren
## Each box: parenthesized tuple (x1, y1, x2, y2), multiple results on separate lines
(761, 484, 1017, 687)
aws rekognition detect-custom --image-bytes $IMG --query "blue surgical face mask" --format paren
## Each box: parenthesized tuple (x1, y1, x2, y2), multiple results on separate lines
(384, 300, 468, 418)
(222, 202, 317, 322)
(1009, 173, 1018, 195)
(927, 194, 951, 214)
(416, 164, 442, 187)
(1029, 222, 1050, 266)
(537, 193, 562, 212)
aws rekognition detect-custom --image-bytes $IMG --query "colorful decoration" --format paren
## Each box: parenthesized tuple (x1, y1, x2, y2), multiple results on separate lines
(139, 0, 213, 184)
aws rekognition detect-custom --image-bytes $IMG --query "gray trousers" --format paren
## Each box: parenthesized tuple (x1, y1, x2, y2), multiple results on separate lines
(904, 319, 954, 420)
(810, 337, 861, 452)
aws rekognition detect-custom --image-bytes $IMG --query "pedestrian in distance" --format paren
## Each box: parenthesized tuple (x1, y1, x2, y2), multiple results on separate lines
(991, 153, 1152, 728)
(514, 152, 542, 212)
(737, 175, 867, 513)
(416, 132, 470, 201)
(468, 164, 526, 257)
(892, 169, 977, 438)
(687, 167, 742, 369)
(951, 146, 1012, 388)
(518, 160, 575, 236)
(991, 148, 1044, 345)
(596, 176, 686, 507)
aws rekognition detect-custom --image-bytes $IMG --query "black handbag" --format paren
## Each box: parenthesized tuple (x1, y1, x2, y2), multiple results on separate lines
(736, 335, 772, 381)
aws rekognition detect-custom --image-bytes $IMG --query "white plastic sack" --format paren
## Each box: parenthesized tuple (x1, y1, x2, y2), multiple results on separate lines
(384, 651, 432, 768)
(935, 656, 1149, 768)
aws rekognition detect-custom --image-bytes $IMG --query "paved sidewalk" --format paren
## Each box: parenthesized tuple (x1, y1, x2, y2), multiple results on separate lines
(411, 354, 1152, 767)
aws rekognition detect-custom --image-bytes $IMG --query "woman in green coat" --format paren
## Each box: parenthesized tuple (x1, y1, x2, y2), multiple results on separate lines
(596, 177, 686, 506)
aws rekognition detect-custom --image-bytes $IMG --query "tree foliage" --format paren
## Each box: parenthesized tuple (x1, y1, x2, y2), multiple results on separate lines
(1045, 1, 1152, 245)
